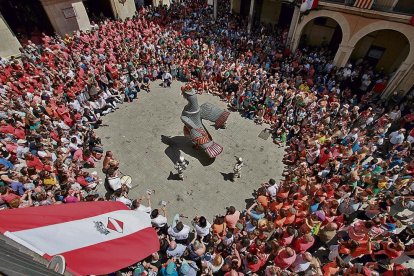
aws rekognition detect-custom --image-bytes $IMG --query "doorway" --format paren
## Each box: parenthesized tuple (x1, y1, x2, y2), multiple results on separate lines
(0, 0, 54, 44)
(83, 0, 115, 21)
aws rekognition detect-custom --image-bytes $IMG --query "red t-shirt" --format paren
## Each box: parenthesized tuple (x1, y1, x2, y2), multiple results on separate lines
(26, 157, 45, 171)
(274, 249, 296, 269)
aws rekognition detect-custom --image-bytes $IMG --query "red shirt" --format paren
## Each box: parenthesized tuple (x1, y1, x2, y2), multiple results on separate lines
(274, 249, 296, 269)
(26, 156, 45, 171)
(292, 236, 315, 253)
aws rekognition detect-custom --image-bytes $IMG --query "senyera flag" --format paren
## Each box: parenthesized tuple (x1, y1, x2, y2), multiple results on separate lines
(353, 0, 373, 9)
(0, 201, 159, 275)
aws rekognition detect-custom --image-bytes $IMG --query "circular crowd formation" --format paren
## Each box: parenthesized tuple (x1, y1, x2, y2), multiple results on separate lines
(1, 0, 414, 275)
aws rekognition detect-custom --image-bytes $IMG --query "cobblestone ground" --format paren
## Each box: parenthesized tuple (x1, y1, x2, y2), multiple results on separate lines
(94, 81, 285, 224)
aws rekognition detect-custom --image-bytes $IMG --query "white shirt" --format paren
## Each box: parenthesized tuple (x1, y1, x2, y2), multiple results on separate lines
(194, 221, 211, 238)
(116, 196, 132, 207)
(389, 131, 405, 145)
(16, 146, 29, 159)
(151, 215, 167, 228)
(168, 224, 191, 240)
(291, 254, 311, 272)
(267, 184, 279, 197)
(163, 72, 172, 81)
(166, 243, 187, 258)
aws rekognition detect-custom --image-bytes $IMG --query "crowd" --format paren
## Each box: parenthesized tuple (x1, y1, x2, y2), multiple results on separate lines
(1, 0, 414, 275)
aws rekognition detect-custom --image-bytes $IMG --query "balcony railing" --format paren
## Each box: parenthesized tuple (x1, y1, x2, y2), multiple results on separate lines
(320, 0, 414, 15)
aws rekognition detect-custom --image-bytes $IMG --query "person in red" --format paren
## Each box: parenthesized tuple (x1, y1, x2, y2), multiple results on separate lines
(318, 147, 332, 166)
(292, 233, 315, 254)
(323, 257, 349, 276)
(25, 152, 45, 172)
(245, 253, 265, 273)
(376, 239, 405, 259)
(274, 246, 296, 270)
(372, 77, 388, 94)
(56, 102, 74, 127)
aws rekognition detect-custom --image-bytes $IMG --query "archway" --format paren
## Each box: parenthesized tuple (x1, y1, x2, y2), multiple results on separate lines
(0, 0, 54, 44)
(83, 0, 115, 22)
(291, 10, 350, 53)
(298, 17, 343, 53)
(349, 29, 410, 75)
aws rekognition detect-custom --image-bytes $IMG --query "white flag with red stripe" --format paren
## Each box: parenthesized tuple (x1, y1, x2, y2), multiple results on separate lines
(0, 202, 159, 275)
(353, 0, 373, 9)
(301, 0, 319, 11)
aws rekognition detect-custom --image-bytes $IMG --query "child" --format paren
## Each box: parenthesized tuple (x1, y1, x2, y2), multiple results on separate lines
(274, 129, 287, 146)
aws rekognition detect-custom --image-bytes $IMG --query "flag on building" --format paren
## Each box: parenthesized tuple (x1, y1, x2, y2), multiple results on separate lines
(301, 0, 319, 12)
(353, 0, 374, 9)
(0, 201, 159, 275)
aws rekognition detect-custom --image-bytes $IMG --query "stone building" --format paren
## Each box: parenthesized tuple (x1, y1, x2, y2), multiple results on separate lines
(230, 0, 414, 97)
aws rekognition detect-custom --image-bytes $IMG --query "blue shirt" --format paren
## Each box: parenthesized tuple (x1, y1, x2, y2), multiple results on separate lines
(250, 210, 265, 221)
(0, 158, 13, 170)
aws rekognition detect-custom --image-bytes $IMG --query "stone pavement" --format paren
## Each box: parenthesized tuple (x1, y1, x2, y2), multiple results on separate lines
(94, 81, 285, 224)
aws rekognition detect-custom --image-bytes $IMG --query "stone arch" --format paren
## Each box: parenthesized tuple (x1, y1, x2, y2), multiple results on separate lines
(348, 20, 414, 65)
(291, 10, 351, 51)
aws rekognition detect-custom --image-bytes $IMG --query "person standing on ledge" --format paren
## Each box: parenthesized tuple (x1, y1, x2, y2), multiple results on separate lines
(232, 157, 244, 182)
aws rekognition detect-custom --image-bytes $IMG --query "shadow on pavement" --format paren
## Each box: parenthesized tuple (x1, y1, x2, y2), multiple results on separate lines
(167, 171, 183, 181)
(244, 198, 255, 209)
(161, 135, 215, 166)
(220, 172, 233, 181)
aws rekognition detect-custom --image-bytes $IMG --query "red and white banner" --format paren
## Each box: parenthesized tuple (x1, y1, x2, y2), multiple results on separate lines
(301, 0, 319, 12)
(353, 0, 374, 9)
(0, 202, 159, 275)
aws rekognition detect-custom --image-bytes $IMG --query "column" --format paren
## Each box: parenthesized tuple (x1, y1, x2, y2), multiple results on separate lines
(0, 13, 21, 57)
(247, 0, 255, 34)
(383, 62, 413, 98)
(214, 0, 218, 19)
(333, 44, 355, 68)
(230, 0, 233, 13)
(286, 5, 300, 49)
(110, 0, 137, 20)
(40, 0, 91, 36)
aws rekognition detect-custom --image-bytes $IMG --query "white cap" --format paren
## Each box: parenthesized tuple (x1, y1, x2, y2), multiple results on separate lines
(237, 157, 243, 162)
(179, 156, 185, 162)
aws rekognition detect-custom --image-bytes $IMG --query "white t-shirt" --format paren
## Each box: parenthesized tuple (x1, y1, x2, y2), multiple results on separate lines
(194, 221, 211, 238)
(116, 196, 132, 207)
(267, 184, 279, 197)
(151, 215, 167, 228)
(291, 254, 311, 272)
(168, 225, 191, 240)
(166, 243, 187, 258)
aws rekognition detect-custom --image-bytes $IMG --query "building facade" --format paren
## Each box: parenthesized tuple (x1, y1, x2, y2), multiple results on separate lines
(231, 0, 414, 97)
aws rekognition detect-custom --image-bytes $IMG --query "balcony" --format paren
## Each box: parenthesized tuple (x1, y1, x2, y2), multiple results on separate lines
(320, 0, 414, 15)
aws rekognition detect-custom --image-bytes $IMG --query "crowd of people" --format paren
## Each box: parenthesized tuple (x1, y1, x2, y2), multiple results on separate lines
(1, 0, 414, 275)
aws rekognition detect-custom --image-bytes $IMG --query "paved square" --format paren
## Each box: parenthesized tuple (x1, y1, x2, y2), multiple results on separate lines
(95, 81, 285, 222)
